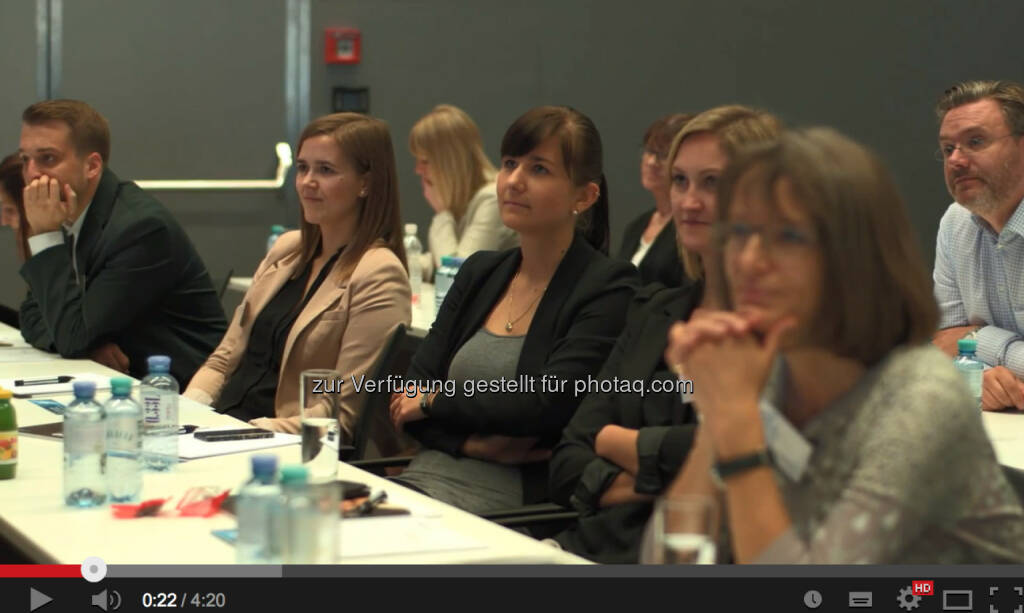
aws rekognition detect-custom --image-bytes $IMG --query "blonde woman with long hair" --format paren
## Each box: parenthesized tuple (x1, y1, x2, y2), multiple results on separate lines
(410, 105, 518, 277)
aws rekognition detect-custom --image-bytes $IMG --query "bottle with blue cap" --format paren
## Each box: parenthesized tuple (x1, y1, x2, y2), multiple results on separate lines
(434, 255, 465, 316)
(140, 355, 179, 471)
(104, 377, 143, 502)
(954, 338, 984, 409)
(64, 381, 107, 506)
(236, 454, 283, 563)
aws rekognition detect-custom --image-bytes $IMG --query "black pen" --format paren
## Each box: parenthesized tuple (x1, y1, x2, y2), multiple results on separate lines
(355, 490, 388, 516)
(177, 424, 199, 435)
(14, 375, 74, 387)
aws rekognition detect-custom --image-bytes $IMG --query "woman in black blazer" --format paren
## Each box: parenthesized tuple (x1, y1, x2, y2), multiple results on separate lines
(549, 105, 781, 562)
(388, 106, 639, 512)
(616, 114, 692, 288)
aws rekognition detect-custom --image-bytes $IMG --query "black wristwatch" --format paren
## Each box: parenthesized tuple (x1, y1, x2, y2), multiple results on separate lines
(710, 449, 773, 487)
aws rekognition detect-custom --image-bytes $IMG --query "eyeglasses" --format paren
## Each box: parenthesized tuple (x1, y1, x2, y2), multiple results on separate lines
(934, 133, 1017, 162)
(717, 222, 818, 258)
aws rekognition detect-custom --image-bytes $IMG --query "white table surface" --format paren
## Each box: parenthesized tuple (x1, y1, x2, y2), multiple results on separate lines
(0, 345, 586, 565)
(229, 277, 436, 335)
(982, 410, 1024, 471)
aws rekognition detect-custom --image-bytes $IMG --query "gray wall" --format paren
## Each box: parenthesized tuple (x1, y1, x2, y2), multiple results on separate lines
(313, 0, 1024, 268)
(1, 0, 1023, 317)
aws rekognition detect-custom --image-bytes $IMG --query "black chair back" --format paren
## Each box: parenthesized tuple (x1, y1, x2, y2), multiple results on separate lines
(217, 268, 234, 300)
(342, 323, 420, 462)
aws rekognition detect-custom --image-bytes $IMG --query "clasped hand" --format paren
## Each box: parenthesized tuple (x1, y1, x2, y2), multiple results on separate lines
(23, 175, 77, 236)
(389, 391, 427, 431)
(664, 309, 795, 448)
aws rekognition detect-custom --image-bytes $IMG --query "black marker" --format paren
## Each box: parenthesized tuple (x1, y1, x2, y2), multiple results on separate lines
(14, 375, 74, 387)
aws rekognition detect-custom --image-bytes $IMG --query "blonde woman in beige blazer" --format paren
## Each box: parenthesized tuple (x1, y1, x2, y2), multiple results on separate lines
(185, 113, 411, 443)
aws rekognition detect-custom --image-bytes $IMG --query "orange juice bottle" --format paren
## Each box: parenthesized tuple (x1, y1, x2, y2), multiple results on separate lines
(0, 387, 16, 479)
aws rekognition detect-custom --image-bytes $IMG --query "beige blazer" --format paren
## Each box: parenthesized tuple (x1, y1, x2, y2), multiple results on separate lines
(184, 231, 411, 441)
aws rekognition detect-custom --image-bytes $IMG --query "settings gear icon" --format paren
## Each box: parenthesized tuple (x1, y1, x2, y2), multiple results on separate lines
(897, 586, 922, 611)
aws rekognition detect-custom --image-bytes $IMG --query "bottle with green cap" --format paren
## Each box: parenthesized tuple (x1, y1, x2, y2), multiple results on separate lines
(278, 464, 316, 563)
(0, 388, 17, 480)
(104, 377, 143, 502)
(954, 338, 984, 409)
(64, 381, 106, 506)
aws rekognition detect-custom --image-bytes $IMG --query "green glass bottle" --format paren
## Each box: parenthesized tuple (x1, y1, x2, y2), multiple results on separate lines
(0, 387, 17, 479)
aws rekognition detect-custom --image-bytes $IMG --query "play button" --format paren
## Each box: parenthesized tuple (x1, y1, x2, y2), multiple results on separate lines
(29, 588, 53, 611)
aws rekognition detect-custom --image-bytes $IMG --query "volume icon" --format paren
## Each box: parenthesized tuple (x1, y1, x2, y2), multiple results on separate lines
(91, 589, 122, 611)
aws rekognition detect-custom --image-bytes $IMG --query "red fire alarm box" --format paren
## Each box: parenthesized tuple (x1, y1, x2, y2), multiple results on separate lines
(325, 28, 361, 64)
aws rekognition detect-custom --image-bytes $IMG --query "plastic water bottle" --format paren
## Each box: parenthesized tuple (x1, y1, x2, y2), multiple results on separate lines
(104, 377, 143, 503)
(267, 224, 285, 252)
(63, 381, 106, 506)
(0, 388, 17, 480)
(140, 355, 179, 471)
(954, 338, 984, 409)
(434, 255, 464, 315)
(279, 465, 315, 563)
(403, 223, 423, 305)
(236, 455, 282, 564)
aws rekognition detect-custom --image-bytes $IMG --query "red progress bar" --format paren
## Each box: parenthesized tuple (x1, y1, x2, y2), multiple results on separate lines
(0, 565, 80, 578)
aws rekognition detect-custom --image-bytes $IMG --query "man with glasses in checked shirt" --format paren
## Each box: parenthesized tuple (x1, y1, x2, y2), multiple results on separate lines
(932, 80, 1024, 411)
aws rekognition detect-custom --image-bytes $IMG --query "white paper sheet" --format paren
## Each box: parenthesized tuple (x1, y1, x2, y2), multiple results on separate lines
(0, 348, 59, 363)
(178, 426, 301, 460)
(339, 516, 487, 559)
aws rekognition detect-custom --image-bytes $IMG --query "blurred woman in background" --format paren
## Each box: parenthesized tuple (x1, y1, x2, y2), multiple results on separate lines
(0, 153, 29, 327)
(616, 113, 693, 288)
(0, 153, 29, 262)
(409, 104, 518, 278)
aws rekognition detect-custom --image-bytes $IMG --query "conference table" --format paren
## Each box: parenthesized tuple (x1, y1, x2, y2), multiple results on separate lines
(7, 317, 1024, 567)
(0, 324, 585, 565)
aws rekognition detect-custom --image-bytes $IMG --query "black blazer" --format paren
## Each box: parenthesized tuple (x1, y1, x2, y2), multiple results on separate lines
(19, 168, 227, 385)
(617, 209, 686, 288)
(405, 233, 639, 503)
(549, 281, 701, 563)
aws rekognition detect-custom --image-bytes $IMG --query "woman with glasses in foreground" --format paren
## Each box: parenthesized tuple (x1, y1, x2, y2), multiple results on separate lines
(658, 127, 1024, 563)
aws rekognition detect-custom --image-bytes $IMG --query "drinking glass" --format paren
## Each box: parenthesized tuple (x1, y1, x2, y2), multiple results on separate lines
(649, 494, 719, 564)
(299, 369, 342, 483)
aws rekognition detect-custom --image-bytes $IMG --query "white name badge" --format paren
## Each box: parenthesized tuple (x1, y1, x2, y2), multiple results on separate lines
(759, 399, 813, 482)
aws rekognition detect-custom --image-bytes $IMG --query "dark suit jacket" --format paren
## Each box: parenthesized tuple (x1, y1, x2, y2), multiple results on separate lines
(405, 233, 639, 503)
(549, 281, 702, 563)
(617, 209, 686, 288)
(19, 168, 227, 385)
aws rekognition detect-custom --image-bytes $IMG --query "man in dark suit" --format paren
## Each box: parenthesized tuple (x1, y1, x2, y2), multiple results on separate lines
(17, 99, 226, 385)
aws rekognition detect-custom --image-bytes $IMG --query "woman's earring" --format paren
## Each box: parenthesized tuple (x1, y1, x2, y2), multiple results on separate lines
(572, 209, 579, 216)
(360, 189, 368, 197)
